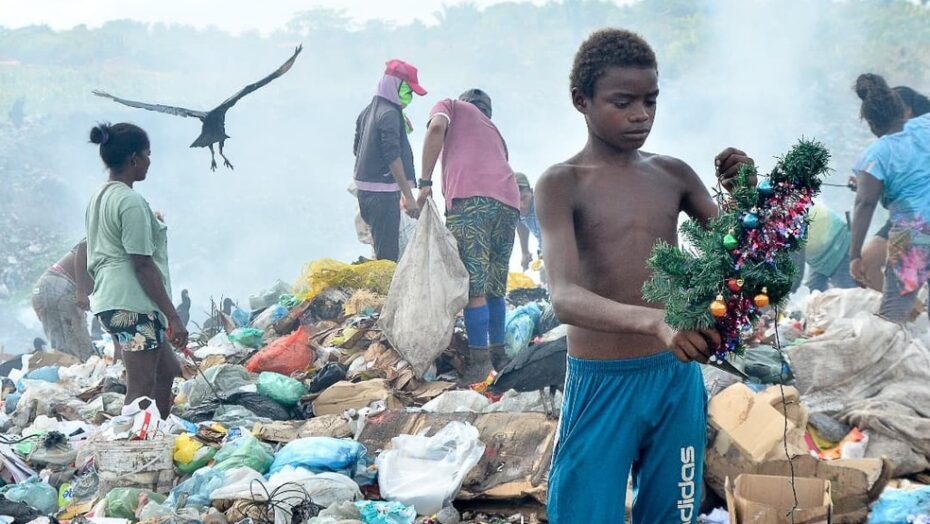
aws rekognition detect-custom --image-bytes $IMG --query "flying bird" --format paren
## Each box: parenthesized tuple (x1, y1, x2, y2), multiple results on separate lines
(92, 45, 302, 171)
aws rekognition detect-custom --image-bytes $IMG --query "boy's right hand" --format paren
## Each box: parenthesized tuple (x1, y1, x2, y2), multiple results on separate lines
(715, 147, 756, 191)
(658, 322, 720, 363)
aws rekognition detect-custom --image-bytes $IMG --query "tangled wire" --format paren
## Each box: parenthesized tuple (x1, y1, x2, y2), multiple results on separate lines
(237, 480, 321, 524)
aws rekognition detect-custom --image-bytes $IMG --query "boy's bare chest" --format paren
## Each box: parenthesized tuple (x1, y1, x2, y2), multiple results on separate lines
(574, 177, 683, 240)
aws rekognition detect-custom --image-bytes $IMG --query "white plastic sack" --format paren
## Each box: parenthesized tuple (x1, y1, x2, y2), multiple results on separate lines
(376, 421, 485, 515)
(380, 200, 469, 378)
(803, 287, 881, 333)
(269, 467, 361, 508)
(788, 313, 930, 475)
(421, 390, 490, 414)
(209, 467, 266, 500)
(482, 389, 563, 413)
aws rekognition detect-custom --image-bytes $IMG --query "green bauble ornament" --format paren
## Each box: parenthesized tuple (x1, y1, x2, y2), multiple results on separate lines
(723, 232, 739, 250)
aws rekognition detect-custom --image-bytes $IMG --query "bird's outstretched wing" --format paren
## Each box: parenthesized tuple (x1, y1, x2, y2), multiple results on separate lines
(92, 90, 207, 119)
(214, 45, 303, 112)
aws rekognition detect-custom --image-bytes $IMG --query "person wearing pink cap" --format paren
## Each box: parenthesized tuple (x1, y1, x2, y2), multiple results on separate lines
(352, 59, 427, 261)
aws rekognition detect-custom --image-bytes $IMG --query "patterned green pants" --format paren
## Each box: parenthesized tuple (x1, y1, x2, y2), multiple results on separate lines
(446, 196, 519, 298)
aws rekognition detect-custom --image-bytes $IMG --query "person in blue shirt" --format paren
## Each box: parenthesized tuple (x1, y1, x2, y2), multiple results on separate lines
(514, 172, 542, 270)
(850, 74, 930, 322)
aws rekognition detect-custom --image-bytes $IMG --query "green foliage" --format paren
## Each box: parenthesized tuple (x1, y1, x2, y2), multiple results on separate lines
(643, 139, 830, 342)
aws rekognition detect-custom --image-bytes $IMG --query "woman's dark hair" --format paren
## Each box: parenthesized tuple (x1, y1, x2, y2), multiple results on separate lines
(88, 122, 149, 170)
(893, 85, 930, 118)
(855, 73, 905, 136)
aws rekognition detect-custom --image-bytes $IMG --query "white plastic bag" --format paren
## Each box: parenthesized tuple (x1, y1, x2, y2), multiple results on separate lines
(376, 421, 485, 515)
(380, 200, 469, 378)
(421, 390, 490, 414)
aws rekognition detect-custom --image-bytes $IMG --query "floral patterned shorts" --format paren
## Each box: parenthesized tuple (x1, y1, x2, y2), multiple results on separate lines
(97, 310, 166, 352)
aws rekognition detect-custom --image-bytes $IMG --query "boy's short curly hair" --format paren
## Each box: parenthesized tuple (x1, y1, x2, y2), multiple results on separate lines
(570, 29, 657, 98)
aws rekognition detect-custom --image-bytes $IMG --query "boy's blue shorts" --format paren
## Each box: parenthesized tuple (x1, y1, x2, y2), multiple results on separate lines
(547, 351, 707, 523)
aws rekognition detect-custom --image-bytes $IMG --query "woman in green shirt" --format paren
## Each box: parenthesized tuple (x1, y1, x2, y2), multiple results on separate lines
(85, 122, 187, 418)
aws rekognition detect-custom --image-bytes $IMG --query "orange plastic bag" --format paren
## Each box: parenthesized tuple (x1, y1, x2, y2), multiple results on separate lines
(246, 326, 313, 375)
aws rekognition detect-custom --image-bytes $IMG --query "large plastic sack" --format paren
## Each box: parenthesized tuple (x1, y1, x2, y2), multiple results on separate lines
(257, 372, 308, 407)
(213, 433, 275, 473)
(302, 473, 362, 508)
(803, 287, 881, 333)
(185, 364, 253, 409)
(294, 258, 397, 302)
(25, 366, 60, 383)
(788, 313, 930, 475)
(11, 380, 78, 422)
(104, 488, 166, 519)
(380, 200, 469, 377)
(228, 327, 265, 349)
(0, 476, 58, 515)
(505, 302, 542, 358)
(208, 467, 266, 500)
(355, 500, 416, 524)
(269, 437, 371, 480)
(246, 325, 313, 375)
(376, 421, 485, 515)
(268, 466, 361, 508)
(166, 466, 226, 509)
(868, 485, 930, 523)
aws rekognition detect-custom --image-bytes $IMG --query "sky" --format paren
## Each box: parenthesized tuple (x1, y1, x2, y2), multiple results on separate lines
(0, 0, 555, 33)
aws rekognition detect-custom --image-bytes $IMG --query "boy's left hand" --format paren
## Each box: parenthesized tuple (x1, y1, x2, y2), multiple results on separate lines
(715, 147, 756, 191)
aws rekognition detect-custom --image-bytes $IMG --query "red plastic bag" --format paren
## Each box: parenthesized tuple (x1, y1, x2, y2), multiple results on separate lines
(246, 326, 313, 375)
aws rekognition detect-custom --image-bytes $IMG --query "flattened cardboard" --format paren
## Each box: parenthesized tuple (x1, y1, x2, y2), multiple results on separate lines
(726, 474, 832, 524)
(311, 379, 402, 416)
(358, 410, 557, 503)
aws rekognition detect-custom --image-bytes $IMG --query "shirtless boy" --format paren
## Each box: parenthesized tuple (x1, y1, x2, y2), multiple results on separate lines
(538, 29, 754, 523)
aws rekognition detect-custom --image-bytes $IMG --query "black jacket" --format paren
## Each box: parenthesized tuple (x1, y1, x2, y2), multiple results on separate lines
(353, 96, 416, 185)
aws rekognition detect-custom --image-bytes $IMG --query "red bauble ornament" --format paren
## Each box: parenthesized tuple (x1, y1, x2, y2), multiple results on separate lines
(727, 278, 743, 293)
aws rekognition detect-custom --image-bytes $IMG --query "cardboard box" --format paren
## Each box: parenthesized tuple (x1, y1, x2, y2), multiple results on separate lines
(726, 474, 832, 524)
(706, 384, 892, 523)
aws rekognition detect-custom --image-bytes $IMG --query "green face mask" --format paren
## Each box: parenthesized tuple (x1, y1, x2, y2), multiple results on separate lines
(398, 81, 414, 107)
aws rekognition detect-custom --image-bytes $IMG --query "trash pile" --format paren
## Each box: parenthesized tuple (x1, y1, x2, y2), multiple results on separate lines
(0, 255, 557, 524)
(4, 247, 930, 524)
(699, 287, 930, 523)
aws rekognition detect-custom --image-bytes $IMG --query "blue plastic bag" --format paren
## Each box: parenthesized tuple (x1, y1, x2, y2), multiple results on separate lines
(4, 391, 21, 413)
(269, 437, 372, 482)
(355, 500, 416, 524)
(0, 476, 59, 515)
(868, 485, 930, 523)
(26, 366, 60, 383)
(166, 467, 225, 509)
(231, 307, 251, 328)
(505, 302, 542, 358)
